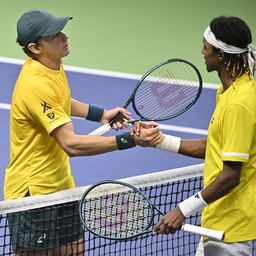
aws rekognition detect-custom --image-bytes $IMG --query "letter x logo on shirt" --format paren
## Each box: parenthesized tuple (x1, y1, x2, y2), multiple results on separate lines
(41, 102, 52, 113)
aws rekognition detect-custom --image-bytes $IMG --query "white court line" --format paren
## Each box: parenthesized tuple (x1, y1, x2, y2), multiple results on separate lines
(0, 103, 11, 110)
(0, 57, 220, 89)
(0, 57, 211, 135)
(159, 124, 207, 135)
(0, 103, 207, 135)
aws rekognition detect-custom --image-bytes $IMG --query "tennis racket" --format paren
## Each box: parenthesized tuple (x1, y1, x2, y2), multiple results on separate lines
(89, 58, 202, 136)
(79, 180, 225, 241)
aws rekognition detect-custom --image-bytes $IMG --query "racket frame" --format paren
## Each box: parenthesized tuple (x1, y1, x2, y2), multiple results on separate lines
(89, 58, 203, 135)
(79, 180, 225, 242)
(131, 58, 203, 122)
(79, 180, 159, 240)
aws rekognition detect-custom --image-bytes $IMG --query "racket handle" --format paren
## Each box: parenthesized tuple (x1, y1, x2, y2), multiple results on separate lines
(181, 224, 225, 242)
(89, 123, 112, 136)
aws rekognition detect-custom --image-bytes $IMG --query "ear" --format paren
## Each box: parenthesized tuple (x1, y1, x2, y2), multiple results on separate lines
(218, 51, 225, 61)
(27, 43, 42, 55)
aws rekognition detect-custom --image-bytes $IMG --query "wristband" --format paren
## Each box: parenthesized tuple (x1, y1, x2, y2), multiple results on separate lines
(116, 132, 135, 150)
(179, 191, 208, 218)
(86, 104, 104, 122)
(154, 134, 181, 153)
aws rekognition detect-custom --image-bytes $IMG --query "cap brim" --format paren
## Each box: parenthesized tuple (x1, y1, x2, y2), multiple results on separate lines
(41, 16, 73, 37)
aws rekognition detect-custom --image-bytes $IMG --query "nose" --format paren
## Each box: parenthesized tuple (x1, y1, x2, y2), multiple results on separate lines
(60, 31, 69, 41)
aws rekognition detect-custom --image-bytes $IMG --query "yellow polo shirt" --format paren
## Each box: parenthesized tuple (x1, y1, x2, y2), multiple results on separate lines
(202, 73, 256, 242)
(4, 58, 75, 200)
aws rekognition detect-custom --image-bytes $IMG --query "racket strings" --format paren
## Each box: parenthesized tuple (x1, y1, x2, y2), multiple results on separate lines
(134, 61, 201, 120)
(81, 184, 152, 238)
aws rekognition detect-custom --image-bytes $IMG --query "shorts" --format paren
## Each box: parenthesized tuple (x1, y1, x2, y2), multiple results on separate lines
(195, 238, 253, 256)
(7, 200, 84, 251)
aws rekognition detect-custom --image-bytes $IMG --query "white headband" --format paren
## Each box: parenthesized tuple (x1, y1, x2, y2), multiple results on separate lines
(203, 26, 256, 74)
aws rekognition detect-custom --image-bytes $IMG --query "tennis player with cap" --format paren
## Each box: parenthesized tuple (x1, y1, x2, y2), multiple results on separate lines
(147, 16, 256, 255)
(4, 8, 163, 255)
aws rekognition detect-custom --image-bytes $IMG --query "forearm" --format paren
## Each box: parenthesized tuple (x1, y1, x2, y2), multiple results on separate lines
(51, 122, 135, 157)
(68, 128, 163, 156)
(71, 98, 105, 123)
(71, 98, 89, 118)
(155, 135, 206, 159)
(178, 138, 207, 159)
(63, 134, 118, 157)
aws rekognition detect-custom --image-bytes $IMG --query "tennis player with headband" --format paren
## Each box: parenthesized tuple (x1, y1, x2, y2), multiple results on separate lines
(145, 16, 256, 255)
(4, 8, 163, 256)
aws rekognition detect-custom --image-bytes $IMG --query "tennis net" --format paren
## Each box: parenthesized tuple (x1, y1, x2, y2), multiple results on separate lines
(0, 163, 253, 255)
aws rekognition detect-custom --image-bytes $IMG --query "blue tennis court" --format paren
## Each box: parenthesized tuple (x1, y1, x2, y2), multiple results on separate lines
(0, 58, 217, 201)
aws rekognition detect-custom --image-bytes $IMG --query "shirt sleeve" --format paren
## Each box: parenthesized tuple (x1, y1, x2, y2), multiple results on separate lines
(24, 80, 72, 134)
(220, 104, 254, 162)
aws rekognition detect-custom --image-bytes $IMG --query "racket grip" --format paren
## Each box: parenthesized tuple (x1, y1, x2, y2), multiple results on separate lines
(181, 224, 225, 242)
(88, 123, 112, 136)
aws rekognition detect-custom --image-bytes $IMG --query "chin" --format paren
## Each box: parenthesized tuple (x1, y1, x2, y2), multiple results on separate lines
(63, 50, 71, 57)
(205, 65, 213, 73)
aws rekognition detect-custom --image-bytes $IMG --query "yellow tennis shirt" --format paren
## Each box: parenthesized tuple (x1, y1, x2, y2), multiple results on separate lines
(4, 58, 76, 200)
(202, 73, 256, 242)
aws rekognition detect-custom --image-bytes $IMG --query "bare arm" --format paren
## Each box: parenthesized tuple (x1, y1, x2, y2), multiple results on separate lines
(51, 122, 117, 156)
(201, 161, 242, 203)
(71, 98, 89, 118)
(51, 121, 163, 157)
(178, 138, 207, 159)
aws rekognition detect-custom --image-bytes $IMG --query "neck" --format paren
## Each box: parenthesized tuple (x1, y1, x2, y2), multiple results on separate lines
(33, 56, 62, 70)
(217, 65, 233, 92)
(219, 75, 233, 92)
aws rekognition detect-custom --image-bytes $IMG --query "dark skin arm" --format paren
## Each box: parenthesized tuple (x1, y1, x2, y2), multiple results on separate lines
(178, 138, 207, 159)
(154, 161, 242, 234)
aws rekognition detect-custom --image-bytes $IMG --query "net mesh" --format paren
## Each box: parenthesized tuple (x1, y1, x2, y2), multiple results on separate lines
(0, 164, 255, 256)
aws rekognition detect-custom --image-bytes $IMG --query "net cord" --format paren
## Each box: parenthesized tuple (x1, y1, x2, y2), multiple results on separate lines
(0, 163, 204, 214)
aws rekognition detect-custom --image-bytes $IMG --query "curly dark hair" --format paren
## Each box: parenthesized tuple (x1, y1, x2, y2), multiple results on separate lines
(210, 16, 255, 79)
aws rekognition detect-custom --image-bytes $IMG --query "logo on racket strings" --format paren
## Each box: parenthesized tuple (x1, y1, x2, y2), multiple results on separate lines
(96, 192, 129, 229)
(151, 83, 186, 108)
